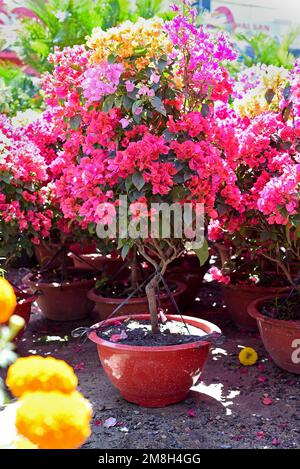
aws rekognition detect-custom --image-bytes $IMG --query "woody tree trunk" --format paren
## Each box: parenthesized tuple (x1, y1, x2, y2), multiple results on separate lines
(137, 239, 183, 334)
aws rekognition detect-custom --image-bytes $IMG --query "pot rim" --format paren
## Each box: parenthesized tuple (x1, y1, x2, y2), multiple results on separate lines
(223, 283, 291, 294)
(87, 280, 187, 305)
(68, 252, 121, 261)
(23, 271, 96, 289)
(248, 295, 300, 329)
(16, 292, 37, 304)
(88, 313, 221, 352)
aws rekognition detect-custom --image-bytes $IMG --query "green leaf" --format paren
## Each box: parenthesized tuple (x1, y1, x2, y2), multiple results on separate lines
(102, 95, 115, 112)
(122, 95, 133, 111)
(132, 172, 145, 191)
(282, 102, 292, 122)
(193, 239, 209, 266)
(283, 84, 291, 101)
(69, 115, 82, 130)
(121, 243, 131, 260)
(201, 103, 210, 118)
(265, 89, 275, 104)
(150, 96, 166, 116)
(132, 99, 143, 115)
(157, 55, 168, 73)
(125, 176, 133, 192)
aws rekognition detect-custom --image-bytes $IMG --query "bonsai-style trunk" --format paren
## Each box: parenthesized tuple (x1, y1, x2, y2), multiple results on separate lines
(262, 252, 300, 297)
(145, 274, 160, 333)
(136, 239, 184, 334)
(130, 246, 139, 289)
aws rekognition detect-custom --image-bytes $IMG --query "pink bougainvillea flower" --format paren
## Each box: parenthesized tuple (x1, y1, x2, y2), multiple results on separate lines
(272, 438, 280, 446)
(262, 396, 273, 406)
(258, 375, 266, 383)
(120, 118, 130, 129)
(209, 267, 230, 285)
(73, 362, 85, 371)
(187, 409, 197, 418)
(125, 80, 135, 92)
(110, 331, 128, 342)
(158, 311, 168, 324)
(256, 431, 265, 440)
(134, 106, 143, 116)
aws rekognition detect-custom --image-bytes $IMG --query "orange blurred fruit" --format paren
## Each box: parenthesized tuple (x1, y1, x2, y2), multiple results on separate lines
(0, 277, 17, 323)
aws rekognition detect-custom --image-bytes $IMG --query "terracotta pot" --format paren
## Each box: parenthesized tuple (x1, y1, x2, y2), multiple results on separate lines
(89, 313, 221, 407)
(248, 296, 300, 374)
(14, 290, 37, 340)
(69, 252, 127, 278)
(222, 283, 292, 331)
(23, 269, 96, 321)
(87, 280, 186, 320)
(167, 253, 209, 308)
(34, 242, 72, 269)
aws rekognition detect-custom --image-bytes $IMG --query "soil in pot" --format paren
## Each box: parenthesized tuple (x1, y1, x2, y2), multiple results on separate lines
(87, 279, 186, 320)
(98, 318, 207, 346)
(248, 293, 300, 374)
(222, 272, 292, 331)
(89, 314, 221, 407)
(23, 268, 96, 321)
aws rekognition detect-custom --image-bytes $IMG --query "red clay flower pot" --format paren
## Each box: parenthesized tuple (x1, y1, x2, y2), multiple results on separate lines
(34, 242, 72, 268)
(89, 314, 221, 407)
(248, 296, 300, 374)
(69, 252, 128, 278)
(23, 269, 96, 321)
(87, 280, 187, 320)
(222, 283, 292, 331)
(167, 253, 209, 308)
(13, 290, 36, 340)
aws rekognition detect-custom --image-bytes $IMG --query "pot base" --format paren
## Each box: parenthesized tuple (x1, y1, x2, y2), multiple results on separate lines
(121, 391, 189, 407)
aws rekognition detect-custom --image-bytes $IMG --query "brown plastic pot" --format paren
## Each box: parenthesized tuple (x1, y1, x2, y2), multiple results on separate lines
(222, 283, 292, 331)
(89, 313, 221, 407)
(34, 241, 72, 268)
(167, 253, 210, 308)
(69, 252, 128, 278)
(23, 269, 96, 321)
(248, 296, 300, 374)
(87, 280, 187, 320)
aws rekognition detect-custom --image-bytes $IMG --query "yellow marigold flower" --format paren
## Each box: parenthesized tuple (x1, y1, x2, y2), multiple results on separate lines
(0, 277, 17, 323)
(239, 347, 258, 366)
(16, 390, 92, 449)
(13, 436, 38, 449)
(6, 356, 78, 397)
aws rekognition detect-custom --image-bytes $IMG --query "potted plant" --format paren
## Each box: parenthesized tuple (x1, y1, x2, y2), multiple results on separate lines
(213, 61, 300, 372)
(45, 5, 239, 405)
(210, 245, 293, 330)
(208, 63, 299, 331)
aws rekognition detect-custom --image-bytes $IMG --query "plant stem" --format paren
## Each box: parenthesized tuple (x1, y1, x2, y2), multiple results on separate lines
(130, 246, 139, 288)
(145, 274, 160, 333)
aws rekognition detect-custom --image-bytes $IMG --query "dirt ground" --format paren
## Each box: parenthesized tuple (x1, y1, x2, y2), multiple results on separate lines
(11, 268, 300, 449)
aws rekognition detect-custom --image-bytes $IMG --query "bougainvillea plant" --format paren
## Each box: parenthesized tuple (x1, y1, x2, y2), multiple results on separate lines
(43, 2, 239, 332)
(208, 62, 300, 308)
(0, 114, 53, 262)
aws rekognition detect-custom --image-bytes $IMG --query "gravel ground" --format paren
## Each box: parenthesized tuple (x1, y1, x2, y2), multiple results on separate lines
(9, 268, 300, 449)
